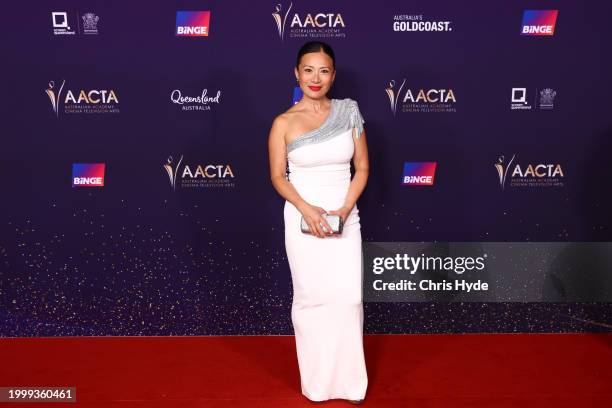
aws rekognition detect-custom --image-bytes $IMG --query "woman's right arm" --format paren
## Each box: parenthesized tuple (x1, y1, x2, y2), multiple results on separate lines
(268, 115, 333, 238)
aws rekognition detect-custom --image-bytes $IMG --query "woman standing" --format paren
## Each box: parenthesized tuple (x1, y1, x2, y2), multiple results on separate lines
(268, 41, 369, 403)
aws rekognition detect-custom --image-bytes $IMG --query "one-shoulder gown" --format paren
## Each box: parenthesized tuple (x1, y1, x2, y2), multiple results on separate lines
(284, 98, 368, 401)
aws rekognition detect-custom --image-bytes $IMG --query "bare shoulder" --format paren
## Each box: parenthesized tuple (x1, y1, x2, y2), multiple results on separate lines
(271, 105, 304, 137)
(278, 103, 305, 122)
(269, 111, 293, 146)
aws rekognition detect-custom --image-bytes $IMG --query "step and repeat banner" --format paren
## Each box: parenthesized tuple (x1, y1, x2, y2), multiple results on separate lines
(1, 1, 611, 336)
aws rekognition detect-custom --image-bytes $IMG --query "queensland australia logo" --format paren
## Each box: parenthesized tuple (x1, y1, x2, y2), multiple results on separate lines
(72, 163, 105, 187)
(495, 154, 564, 189)
(46, 80, 119, 116)
(392, 14, 452, 33)
(511, 87, 556, 110)
(163, 155, 236, 190)
(170, 88, 221, 112)
(386, 79, 456, 114)
(402, 162, 437, 186)
(176, 11, 211, 36)
(51, 12, 100, 35)
(521, 10, 558, 36)
(272, 2, 346, 41)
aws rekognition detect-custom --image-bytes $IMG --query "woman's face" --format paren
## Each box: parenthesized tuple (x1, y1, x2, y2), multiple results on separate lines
(295, 51, 336, 100)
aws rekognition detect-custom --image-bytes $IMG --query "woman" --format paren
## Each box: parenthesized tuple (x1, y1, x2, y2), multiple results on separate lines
(268, 41, 369, 404)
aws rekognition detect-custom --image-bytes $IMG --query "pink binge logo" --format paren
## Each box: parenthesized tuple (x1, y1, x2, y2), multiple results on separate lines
(521, 10, 558, 36)
(72, 163, 105, 187)
(176, 11, 211, 36)
(402, 162, 437, 186)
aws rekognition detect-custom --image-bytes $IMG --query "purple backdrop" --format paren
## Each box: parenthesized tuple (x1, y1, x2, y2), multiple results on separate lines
(1, 0, 610, 336)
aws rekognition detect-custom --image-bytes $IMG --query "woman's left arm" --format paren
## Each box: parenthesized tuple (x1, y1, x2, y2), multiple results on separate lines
(328, 129, 369, 221)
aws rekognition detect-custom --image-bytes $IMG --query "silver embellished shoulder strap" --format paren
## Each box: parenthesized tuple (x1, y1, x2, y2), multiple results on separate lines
(287, 98, 365, 154)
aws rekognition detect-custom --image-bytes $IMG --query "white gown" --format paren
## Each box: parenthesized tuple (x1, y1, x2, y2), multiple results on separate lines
(283, 98, 368, 401)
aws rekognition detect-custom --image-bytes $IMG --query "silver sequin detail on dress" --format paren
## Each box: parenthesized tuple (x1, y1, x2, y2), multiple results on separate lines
(287, 98, 365, 154)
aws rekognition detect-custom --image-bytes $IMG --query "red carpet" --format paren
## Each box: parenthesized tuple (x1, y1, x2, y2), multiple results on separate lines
(1, 333, 610, 407)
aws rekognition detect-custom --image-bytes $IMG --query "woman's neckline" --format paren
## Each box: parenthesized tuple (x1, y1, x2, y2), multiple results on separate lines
(287, 98, 336, 149)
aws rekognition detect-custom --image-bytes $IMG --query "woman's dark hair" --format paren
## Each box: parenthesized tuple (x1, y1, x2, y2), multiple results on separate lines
(296, 41, 336, 69)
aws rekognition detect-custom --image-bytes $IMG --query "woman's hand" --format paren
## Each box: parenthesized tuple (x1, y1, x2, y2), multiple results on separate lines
(327, 205, 352, 225)
(299, 204, 334, 238)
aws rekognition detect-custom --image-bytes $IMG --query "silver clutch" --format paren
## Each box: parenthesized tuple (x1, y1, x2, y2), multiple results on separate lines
(300, 213, 344, 234)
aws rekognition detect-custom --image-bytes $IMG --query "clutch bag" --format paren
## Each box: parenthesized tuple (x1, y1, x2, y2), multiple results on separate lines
(300, 213, 344, 235)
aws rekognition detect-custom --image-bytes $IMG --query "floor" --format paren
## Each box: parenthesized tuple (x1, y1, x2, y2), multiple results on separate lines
(1, 333, 611, 407)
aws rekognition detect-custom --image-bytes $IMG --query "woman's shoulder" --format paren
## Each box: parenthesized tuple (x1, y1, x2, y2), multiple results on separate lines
(274, 103, 303, 122)
(335, 97, 361, 109)
(334, 97, 364, 113)
(272, 103, 295, 124)
(335, 98, 365, 130)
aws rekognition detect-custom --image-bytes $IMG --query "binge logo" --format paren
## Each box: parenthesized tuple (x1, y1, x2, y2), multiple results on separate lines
(176, 11, 211, 36)
(521, 10, 558, 36)
(402, 162, 437, 186)
(72, 163, 105, 187)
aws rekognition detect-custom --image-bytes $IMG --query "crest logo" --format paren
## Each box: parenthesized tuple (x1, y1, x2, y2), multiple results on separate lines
(539, 88, 556, 109)
(81, 13, 100, 35)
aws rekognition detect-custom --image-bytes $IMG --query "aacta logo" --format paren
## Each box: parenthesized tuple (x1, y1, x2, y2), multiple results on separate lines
(495, 154, 564, 189)
(272, 2, 346, 41)
(163, 155, 236, 190)
(402, 162, 437, 186)
(72, 163, 105, 187)
(521, 10, 558, 36)
(176, 11, 211, 36)
(45, 80, 119, 116)
(385, 78, 457, 114)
